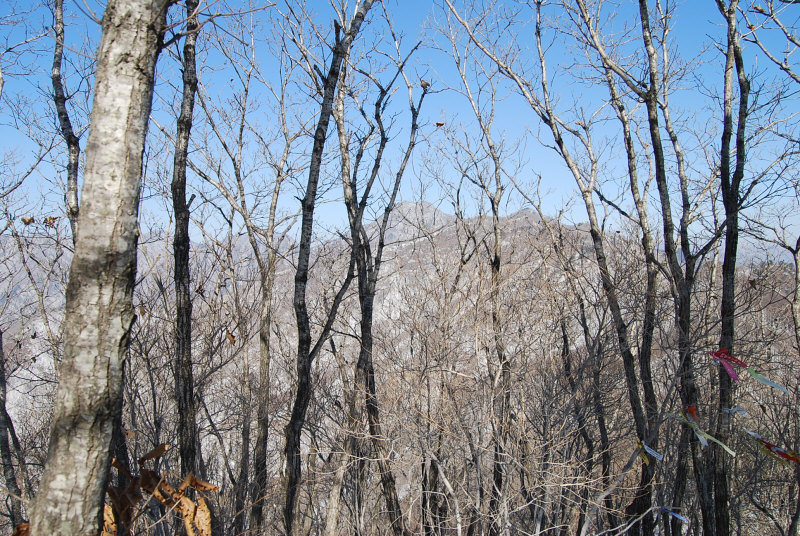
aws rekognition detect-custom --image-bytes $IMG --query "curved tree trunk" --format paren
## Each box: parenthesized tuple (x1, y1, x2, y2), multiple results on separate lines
(283, 5, 375, 534)
(28, 1, 169, 534)
(51, 0, 81, 242)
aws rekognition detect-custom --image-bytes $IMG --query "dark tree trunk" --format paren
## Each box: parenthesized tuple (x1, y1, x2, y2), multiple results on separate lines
(333, 53, 425, 536)
(51, 0, 81, 242)
(250, 313, 271, 529)
(172, 0, 199, 485)
(714, 3, 749, 536)
(283, 5, 375, 534)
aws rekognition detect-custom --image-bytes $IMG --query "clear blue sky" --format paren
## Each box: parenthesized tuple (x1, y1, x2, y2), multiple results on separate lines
(1, 0, 797, 241)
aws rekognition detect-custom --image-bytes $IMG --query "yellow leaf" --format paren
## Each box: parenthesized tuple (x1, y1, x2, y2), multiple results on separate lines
(179, 496, 197, 536)
(177, 472, 194, 495)
(101, 503, 116, 536)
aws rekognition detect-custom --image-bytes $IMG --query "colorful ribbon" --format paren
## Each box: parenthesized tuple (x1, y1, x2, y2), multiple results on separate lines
(747, 368, 788, 394)
(642, 441, 664, 461)
(661, 506, 689, 523)
(744, 428, 800, 465)
(709, 349, 789, 395)
(678, 407, 735, 456)
(710, 349, 747, 382)
(636, 439, 663, 465)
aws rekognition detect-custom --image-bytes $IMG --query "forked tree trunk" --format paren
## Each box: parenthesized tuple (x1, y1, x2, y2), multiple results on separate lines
(333, 55, 424, 535)
(28, 1, 169, 534)
(283, 4, 375, 534)
(714, 3, 749, 535)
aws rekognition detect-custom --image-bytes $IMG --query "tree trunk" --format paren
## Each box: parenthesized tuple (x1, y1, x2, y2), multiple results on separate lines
(283, 5, 374, 534)
(28, 1, 169, 534)
(51, 0, 81, 242)
(233, 411, 250, 535)
(251, 307, 272, 530)
(0, 329, 24, 527)
(172, 0, 199, 484)
(714, 3, 749, 535)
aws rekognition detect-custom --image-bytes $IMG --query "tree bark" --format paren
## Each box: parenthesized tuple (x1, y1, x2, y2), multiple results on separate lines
(0, 329, 24, 527)
(233, 409, 250, 535)
(28, 1, 169, 534)
(333, 52, 424, 536)
(172, 0, 199, 485)
(51, 0, 81, 242)
(283, 4, 375, 534)
(714, 3, 749, 535)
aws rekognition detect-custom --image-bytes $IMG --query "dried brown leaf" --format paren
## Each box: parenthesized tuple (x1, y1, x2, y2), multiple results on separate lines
(101, 503, 117, 536)
(195, 496, 212, 536)
(179, 496, 197, 536)
(140, 469, 171, 506)
(226, 330, 235, 345)
(11, 523, 28, 536)
(138, 443, 170, 464)
(111, 457, 133, 479)
(190, 475, 219, 492)
(177, 472, 194, 495)
(160, 473, 180, 501)
(111, 477, 143, 531)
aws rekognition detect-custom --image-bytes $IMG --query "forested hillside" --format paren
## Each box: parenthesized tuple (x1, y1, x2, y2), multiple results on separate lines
(1, 1, 800, 535)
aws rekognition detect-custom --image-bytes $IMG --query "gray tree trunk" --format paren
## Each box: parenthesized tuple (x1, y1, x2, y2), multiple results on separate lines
(28, 1, 170, 534)
(0, 329, 24, 527)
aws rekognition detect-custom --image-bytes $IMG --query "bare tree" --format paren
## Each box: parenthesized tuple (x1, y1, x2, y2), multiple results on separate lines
(0, 328, 24, 528)
(188, 7, 306, 529)
(282, 2, 376, 534)
(439, 2, 663, 532)
(51, 0, 81, 241)
(332, 15, 426, 533)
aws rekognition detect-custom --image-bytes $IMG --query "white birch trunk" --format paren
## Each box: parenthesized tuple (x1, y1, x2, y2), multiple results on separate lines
(29, 1, 169, 534)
